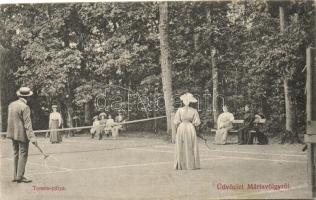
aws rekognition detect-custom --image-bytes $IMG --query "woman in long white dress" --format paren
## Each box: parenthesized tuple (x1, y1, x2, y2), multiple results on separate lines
(215, 106, 234, 145)
(174, 93, 201, 170)
(90, 116, 99, 139)
(48, 105, 63, 144)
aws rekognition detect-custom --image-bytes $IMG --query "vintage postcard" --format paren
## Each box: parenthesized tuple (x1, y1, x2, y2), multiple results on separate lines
(0, 0, 315, 199)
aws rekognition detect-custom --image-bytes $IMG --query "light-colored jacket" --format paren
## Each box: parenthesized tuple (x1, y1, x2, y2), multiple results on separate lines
(6, 98, 36, 142)
(90, 120, 100, 134)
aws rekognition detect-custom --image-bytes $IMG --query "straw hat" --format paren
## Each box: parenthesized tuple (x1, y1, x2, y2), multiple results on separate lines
(16, 87, 33, 97)
(99, 112, 107, 118)
(180, 93, 197, 103)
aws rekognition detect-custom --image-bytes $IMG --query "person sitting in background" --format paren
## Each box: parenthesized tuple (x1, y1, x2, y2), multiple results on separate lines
(105, 114, 115, 138)
(215, 105, 234, 145)
(115, 112, 125, 132)
(98, 112, 107, 140)
(112, 114, 121, 139)
(90, 116, 99, 139)
(238, 105, 256, 145)
(251, 113, 269, 145)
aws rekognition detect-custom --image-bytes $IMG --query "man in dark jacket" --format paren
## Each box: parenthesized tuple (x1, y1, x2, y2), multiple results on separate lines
(238, 105, 256, 145)
(6, 87, 37, 183)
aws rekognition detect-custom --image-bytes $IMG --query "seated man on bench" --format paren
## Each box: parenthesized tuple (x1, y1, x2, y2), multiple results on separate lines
(215, 105, 235, 145)
(238, 104, 256, 145)
(238, 105, 268, 145)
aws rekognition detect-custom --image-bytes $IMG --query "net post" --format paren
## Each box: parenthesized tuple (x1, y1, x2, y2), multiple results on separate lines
(305, 46, 316, 197)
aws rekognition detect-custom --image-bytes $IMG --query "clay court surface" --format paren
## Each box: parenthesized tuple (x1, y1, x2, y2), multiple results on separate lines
(0, 133, 310, 200)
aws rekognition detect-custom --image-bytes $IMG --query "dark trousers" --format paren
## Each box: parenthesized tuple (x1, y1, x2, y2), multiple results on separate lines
(239, 129, 267, 145)
(238, 127, 252, 144)
(12, 140, 29, 180)
(98, 130, 104, 140)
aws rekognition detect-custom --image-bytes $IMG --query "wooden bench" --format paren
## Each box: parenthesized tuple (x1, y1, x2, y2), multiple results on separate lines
(210, 118, 266, 144)
(0, 132, 6, 139)
(211, 118, 266, 133)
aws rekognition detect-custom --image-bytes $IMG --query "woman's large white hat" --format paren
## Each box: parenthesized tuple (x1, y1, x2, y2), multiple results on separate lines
(180, 93, 197, 103)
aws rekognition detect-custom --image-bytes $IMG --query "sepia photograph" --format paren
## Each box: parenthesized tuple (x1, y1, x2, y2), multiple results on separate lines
(0, 0, 315, 199)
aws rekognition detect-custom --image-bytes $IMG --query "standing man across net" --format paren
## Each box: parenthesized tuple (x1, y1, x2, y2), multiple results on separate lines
(6, 87, 37, 183)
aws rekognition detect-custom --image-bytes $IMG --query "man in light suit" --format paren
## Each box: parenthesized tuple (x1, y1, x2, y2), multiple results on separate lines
(6, 87, 37, 183)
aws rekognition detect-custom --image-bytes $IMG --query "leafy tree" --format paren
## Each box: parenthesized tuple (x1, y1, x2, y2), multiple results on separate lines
(159, 2, 175, 141)
(0, 1, 314, 143)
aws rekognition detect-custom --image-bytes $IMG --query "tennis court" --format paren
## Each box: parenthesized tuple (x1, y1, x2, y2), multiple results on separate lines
(0, 132, 310, 200)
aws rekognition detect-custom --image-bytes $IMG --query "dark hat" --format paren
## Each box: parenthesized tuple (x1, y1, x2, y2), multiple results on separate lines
(16, 87, 33, 97)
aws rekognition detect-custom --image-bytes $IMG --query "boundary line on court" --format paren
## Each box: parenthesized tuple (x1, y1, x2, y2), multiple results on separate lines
(20, 151, 304, 177)
(126, 148, 305, 163)
(216, 155, 305, 163)
(124, 147, 229, 159)
(20, 157, 226, 176)
(154, 145, 306, 158)
(39, 141, 308, 158)
(3, 158, 72, 171)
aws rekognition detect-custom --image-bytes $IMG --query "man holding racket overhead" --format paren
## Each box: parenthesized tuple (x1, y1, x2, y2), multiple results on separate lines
(6, 87, 37, 183)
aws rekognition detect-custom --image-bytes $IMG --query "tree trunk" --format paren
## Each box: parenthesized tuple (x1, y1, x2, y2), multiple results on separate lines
(211, 50, 219, 128)
(0, 75, 2, 134)
(284, 78, 295, 131)
(279, 6, 300, 143)
(65, 99, 74, 137)
(279, 6, 285, 33)
(206, 9, 220, 128)
(84, 101, 92, 125)
(153, 89, 158, 133)
(282, 78, 300, 143)
(0, 47, 15, 135)
(66, 105, 73, 128)
(159, 2, 175, 142)
(194, 33, 199, 51)
(0, 48, 2, 133)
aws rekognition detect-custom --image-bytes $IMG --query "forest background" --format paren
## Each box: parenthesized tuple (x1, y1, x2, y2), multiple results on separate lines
(0, 1, 315, 143)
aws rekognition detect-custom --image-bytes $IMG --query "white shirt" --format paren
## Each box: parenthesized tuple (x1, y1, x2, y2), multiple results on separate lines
(49, 112, 62, 126)
(106, 118, 115, 127)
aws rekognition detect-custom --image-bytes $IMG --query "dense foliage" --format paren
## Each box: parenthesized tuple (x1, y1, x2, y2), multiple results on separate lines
(0, 1, 315, 141)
